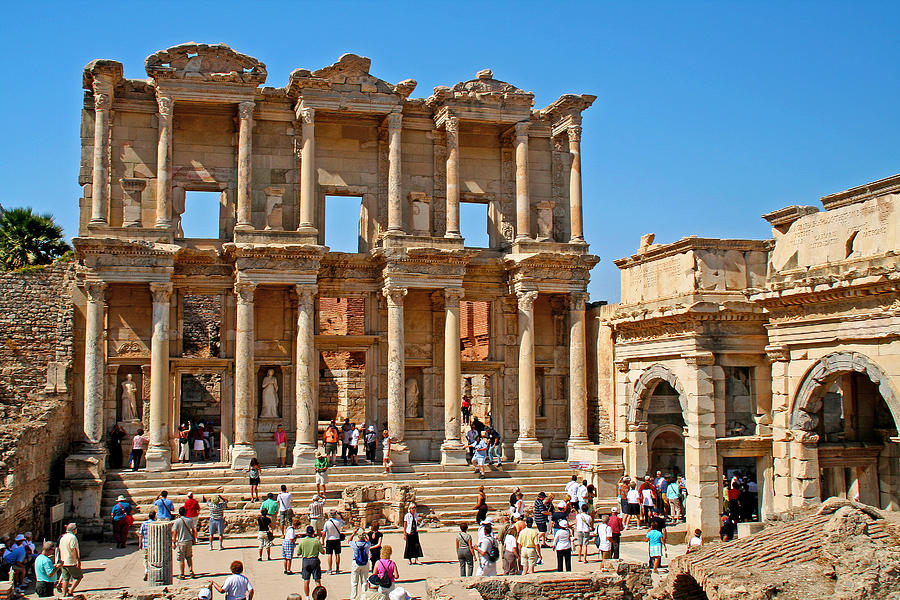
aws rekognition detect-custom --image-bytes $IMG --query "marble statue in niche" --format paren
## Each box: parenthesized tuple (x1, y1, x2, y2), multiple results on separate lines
(120, 374, 139, 422)
(260, 368, 280, 418)
(405, 377, 420, 418)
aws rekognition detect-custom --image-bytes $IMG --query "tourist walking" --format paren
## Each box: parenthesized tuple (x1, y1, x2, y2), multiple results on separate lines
(297, 526, 324, 599)
(465, 424, 478, 463)
(595, 514, 613, 560)
(487, 424, 502, 466)
(206, 494, 228, 549)
(533, 492, 550, 547)
(517, 517, 541, 574)
(370, 545, 399, 595)
(455, 523, 475, 577)
(618, 476, 631, 514)
(565, 475, 579, 499)
(640, 476, 656, 526)
(138, 509, 155, 580)
(348, 529, 371, 600)
(472, 432, 489, 478)
(608, 508, 623, 558)
(367, 522, 383, 570)
(111, 494, 134, 548)
(277, 485, 294, 537)
(282, 518, 297, 574)
(34, 541, 58, 598)
(382, 430, 393, 473)
(323, 421, 340, 465)
(130, 428, 149, 470)
(403, 503, 423, 565)
(475, 523, 499, 576)
(57, 523, 83, 597)
(646, 521, 666, 573)
(364, 425, 378, 462)
(256, 508, 273, 561)
(154, 490, 175, 520)
(172, 506, 197, 579)
(575, 504, 593, 562)
(553, 519, 572, 572)
(324, 511, 346, 574)
(309, 494, 326, 535)
(247, 458, 262, 502)
(720, 512, 736, 541)
(502, 523, 519, 575)
(274, 424, 288, 468)
(210, 560, 254, 600)
(474, 486, 489, 524)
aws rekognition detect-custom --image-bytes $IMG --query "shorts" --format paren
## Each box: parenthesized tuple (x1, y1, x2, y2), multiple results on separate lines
(301, 557, 322, 581)
(257, 532, 273, 548)
(209, 518, 225, 536)
(279, 509, 294, 525)
(276, 444, 287, 459)
(310, 517, 324, 533)
(325, 442, 338, 454)
(249, 478, 261, 486)
(536, 522, 548, 533)
(521, 547, 538, 567)
(282, 541, 296, 559)
(325, 539, 341, 554)
(315, 472, 328, 485)
(649, 544, 662, 558)
(348, 445, 358, 456)
(176, 541, 193, 562)
(628, 503, 641, 516)
(473, 455, 486, 466)
(193, 440, 204, 451)
(577, 531, 591, 545)
(60, 565, 83, 582)
(35, 581, 55, 597)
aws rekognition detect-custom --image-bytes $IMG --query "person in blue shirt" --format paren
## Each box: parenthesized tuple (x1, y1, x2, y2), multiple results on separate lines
(154, 490, 175, 520)
(34, 541, 58, 598)
(3, 536, 28, 593)
(111, 495, 134, 548)
(138, 509, 156, 581)
(645, 523, 666, 573)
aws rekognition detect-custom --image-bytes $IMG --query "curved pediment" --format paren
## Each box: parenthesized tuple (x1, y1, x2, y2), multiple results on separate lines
(287, 53, 416, 99)
(428, 69, 534, 109)
(145, 42, 267, 85)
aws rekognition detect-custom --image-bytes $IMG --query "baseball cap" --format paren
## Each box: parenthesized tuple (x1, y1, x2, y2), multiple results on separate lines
(306, 526, 315, 536)
(611, 507, 619, 512)
(198, 589, 213, 600)
(14, 534, 25, 542)
(537, 492, 546, 498)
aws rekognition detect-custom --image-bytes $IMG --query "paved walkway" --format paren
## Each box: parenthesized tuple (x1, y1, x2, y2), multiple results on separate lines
(67, 528, 685, 599)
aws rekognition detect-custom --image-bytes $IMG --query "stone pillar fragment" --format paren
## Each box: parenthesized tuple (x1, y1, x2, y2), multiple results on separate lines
(386, 112, 404, 233)
(90, 86, 112, 225)
(441, 288, 467, 465)
(567, 292, 589, 457)
(83, 281, 107, 444)
(155, 95, 174, 228)
(236, 101, 255, 230)
(567, 124, 584, 243)
(293, 284, 318, 467)
(120, 178, 146, 227)
(514, 290, 542, 463)
(444, 116, 461, 238)
(297, 107, 317, 234)
(147, 520, 173, 585)
(514, 121, 530, 240)
(146, 283, 172, 471)
(232, 281, 257, 468)
(384, 286, 409, 465)
(682, 353, 721, 536)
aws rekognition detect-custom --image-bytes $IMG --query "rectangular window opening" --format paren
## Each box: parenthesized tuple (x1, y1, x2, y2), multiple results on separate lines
(318, 297, 366, 336)
(181, 191, 221, 239)
(324, 195, 363, 253)
(460, 201, 489, 248)
(460, 300, 491, 361)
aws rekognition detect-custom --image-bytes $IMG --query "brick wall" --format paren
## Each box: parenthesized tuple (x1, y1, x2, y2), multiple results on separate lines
(319, 297, 365, 335)
(182, 294, 222, 357)
(460, 300, 490, 361)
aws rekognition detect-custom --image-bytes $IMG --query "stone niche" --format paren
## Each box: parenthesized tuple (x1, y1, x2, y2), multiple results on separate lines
(119, 178, 146, 227)
(257, 365, 283, 420)
(409, 192, 431, 236)
(404, 367, 423, 418)
(116, 365, 143, 423)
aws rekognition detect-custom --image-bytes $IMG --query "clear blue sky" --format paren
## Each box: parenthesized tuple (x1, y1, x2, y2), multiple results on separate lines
(2, 1, 898, 301)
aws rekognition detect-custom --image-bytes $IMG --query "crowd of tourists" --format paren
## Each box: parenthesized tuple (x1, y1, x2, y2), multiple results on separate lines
(0, 524, 83, 598)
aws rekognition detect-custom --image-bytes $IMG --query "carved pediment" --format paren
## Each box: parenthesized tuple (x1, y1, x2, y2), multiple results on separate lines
(145, 43, 267, 85)
(427, 69, 534, 109)
(286, 53, 416, 99)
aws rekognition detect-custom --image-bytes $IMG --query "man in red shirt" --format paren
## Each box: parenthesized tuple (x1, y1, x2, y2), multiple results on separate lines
(607, 507, 623, 558)
(274, 424, 288, 468)
(183, 491, 201, 531)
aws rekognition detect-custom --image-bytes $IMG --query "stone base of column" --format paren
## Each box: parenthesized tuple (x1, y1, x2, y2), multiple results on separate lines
(388, 443, 410, 469)
(60, 446, 106, 537)
(145, 444, 172, 472)
(566, 438, 592, 462)
(514, 438, 544, 464)
(234, 223, 254, 232)
(444, 232, 462, 239)
(440, 441, 468, 466)
(292, 444, 318, 472)
(230, 444, 257, 470)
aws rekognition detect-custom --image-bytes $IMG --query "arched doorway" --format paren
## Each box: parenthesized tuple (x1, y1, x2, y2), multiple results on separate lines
(792, 352, 900, 509)
(650, 427, 685, 477)
(646, 383, 686, 477)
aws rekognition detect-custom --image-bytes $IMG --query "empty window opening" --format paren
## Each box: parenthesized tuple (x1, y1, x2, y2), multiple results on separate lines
(324, 195, 363, 253)
(460, 202, 489, 248)
(182, 294, 222, 358)
(319, 297, 366, 335)
(460, 300, 490, 361)
(180, 191, 221, 239)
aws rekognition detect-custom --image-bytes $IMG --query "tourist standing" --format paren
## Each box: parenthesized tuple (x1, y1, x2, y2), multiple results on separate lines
(553, 520, 572, 572)
(210, 560, 254, 600)
(646, 521, 665, 573)
(323, 421, 340, 465)
(565, 475, 579, 500)
(348, 424, 361, 465)
(309, 494, 326, 536)
(256, 508, 273, 561)
(461, 395, 471, 425)
(313, 451, 329, 496)
(618, 476, 631, 514)
(608, 508, 623, 558)
(626, 482, 640, 529)
(261, 492, 279, 521)
(274, 424, 288, 468)
(487, 424, 502, 467)
(455, 523, 475, 577)
(474, 486, 489, 524)
(57, 523, 83, 597)
(517, 517, 541, 574)
(178, 423, 191, 463)
(192, 425, 205, 462)
(108, 423, 126, 469)
(323, 511, 346, 574)
(640, 477, 656, 527)
(667, 477, 683, 522)
(502, 524, 519, 575)
(207, 494, 228, 549)
(282, 518, 297, 574)
(183, 491, 201, 529)
(403, 504, 423, 565)
(130, 428, 149, 471)
(111, 494, 134, 548)
(172, 506, 197, 579)
(475, 524, 499, 576)
(465, 424, 478, 463)
(4, 536, 27, 594)
(297, 526, 324, 599)
(365, 425, 378, 463)
(472, 432, 489, 478)
(340, 417, 353, 465)
(154, 490, 175, 520)
(382, 430, 393, 473)
(595, 514, 613, 560)
(720, 512, 736, 541)
(367, 522, 383, 570)
(34, 542, 58, 598)
(371, 545, 399, 595)
(533, 492, 550, 547)
(575, 504, 593, 563)
(138, 509, 156, 580)
(511, 490, 524, 519)
(348, 529, 371, 600)
(276, 485, 293, 537)
(247, 458, 262, 502)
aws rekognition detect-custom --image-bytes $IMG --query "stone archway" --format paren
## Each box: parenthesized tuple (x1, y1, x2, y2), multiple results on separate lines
(629, 364, 687, 424)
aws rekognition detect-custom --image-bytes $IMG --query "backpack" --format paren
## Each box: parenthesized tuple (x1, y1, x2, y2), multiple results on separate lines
(486, 537, 500, 562)
(353, 542, 369, 566)
(369, 559, 393, 588)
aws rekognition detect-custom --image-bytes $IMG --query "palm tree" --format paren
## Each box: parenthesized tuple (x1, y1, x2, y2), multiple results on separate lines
(0, 207, 71, 270)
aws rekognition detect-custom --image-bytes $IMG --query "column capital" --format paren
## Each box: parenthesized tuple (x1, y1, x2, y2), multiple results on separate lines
(93, 92, 112, 111)
(567, 124, 582, 144)
(238, 101, 256, 120)
(516, 290, 538, 312)
(444, 288, 465, 307)
(765, 344, 790, 363)
(386, 111, 403, 131)
(299, 106, 315, 124)
(383, 286, 408, 307)
(149, 282, 173, 304)
(83, 280, 108, 303)
(569, 291, 589, 311)
(514, 120, 529, 139)
(156, 95, 174, 117)
(294, 284, 318, 305)
(445, 115, 460, 135)
(234, 281, 257, 304)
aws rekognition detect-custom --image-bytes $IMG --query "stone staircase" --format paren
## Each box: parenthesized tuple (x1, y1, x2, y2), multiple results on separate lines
(101, 461, 579, 534)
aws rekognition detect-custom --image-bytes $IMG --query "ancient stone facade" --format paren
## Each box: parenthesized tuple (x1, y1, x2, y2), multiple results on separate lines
(66, 43, 605, 524)
(596, 174, 900, 535)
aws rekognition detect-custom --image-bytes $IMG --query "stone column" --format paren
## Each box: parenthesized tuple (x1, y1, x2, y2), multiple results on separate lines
(236, 101, 255, 230)
(155, 95, 174, 228)
(147, 520, 173, 585)
(444, 116, 461, 238)
(293, 284, 318, 467)
(89, 85, 112, 225)
(232, 281, 258, 468)
(682, 352, 721, 536)
(441, 288, 467, 465)
(386, 112, 404, 233)
(297, 107, 317, 234)
(83, 281, 107, 445)
(514, 290, 542, 463)
(567, 292, 590, 457)
(766, 345, 793, 513)
(514, 121, 531, 240)
(384, 286, 410, 465)
(567, 124, 584, 243)
(146, 283, 173, 471)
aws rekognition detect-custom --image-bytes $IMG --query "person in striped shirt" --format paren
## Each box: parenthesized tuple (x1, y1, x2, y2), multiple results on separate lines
(308, 495, 326, 537)
(207, 494, 228, 550)
(137, 509, 156, 581)
(533, 492, 550, 547)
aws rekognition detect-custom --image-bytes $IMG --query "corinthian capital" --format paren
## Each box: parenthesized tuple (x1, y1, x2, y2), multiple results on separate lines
(93, 92, 111, 111)
(567, 124, 582, 145)
(516, 290, 538, 312)
(445, 115, 459, 135)
(157, 95, 174, 118)
(295, 284, 318, 307)
(444, 288, 465, 308)
(383, 286, 408, 307)
(149, 282, 173, 304)
(234, 281, 257, 305)
(238, 101, 256, 121)
(386, 111, 403, 131)
(569, 291, 589, 311)
(299, 106, 315, 125)
(514, 121, 529, 139)
(84, 280, 107, 303)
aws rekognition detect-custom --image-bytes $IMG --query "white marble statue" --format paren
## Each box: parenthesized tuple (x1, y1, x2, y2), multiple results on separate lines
(260, 369, 280, 418)
(120, 374, 138, 422)
(405, 377, 420, 418)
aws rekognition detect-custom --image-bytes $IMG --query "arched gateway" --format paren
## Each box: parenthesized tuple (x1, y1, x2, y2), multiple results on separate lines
(628, 364, 687, 477)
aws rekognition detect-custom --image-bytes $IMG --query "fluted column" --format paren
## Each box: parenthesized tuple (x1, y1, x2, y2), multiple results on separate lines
(83, 281, 107, 445)
(232, 281, 258, 468)
(155, 95, 174, 228)
(383, 286, 409, 464)
(441, 288, 467, 465)
(146, 283, 173, 471)
(147, 520, 173, 585)
(514, 121, 531, 240)
(514, 290, 542, 463)
(445, 116, 461, 238)
(567, 292, 590, 457)
(89, 85, 112, 225)
(236, 101, 255, 230)
(297, 107, 317, 234)
(386, 112, 404, 233)
(567, 124, 584, 243)
(293, 284, 318, 467)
